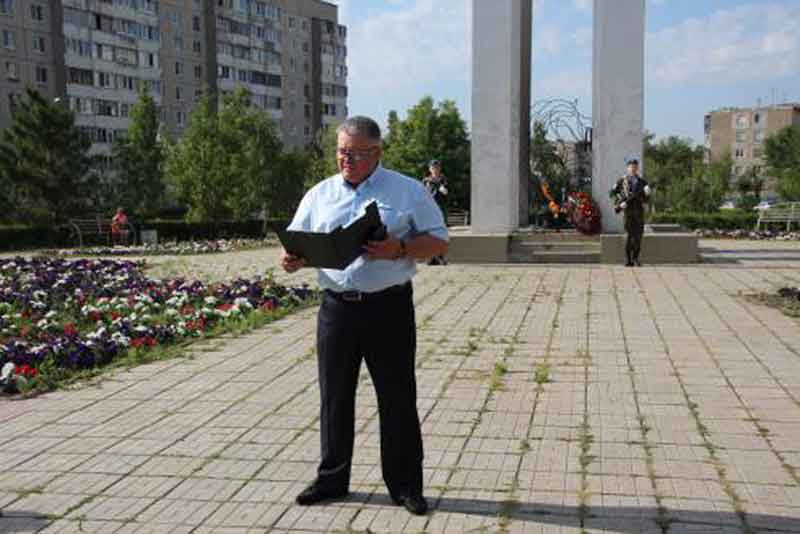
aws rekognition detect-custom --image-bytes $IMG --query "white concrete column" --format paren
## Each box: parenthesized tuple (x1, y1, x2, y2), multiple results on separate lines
(592, 0, 646, 233)
(471, 0, 532, 234)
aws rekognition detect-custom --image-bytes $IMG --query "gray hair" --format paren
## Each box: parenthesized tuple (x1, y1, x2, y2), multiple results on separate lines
(336, 116, 382, 144)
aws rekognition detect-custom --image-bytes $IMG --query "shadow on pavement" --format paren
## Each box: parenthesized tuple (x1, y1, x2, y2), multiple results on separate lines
(0, 511, 49, 533)
(345, 492, 800, 533)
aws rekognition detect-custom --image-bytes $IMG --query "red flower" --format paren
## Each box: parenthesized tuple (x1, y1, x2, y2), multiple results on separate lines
(20, 325, 31, 338)
(90, 311, 103, 322)
(64, 323, 78, 336)
(260, 300, 276, 312)
(217, 303, 234, 312)
(180, 305, 195, 316)
(111, 311, 122, 320)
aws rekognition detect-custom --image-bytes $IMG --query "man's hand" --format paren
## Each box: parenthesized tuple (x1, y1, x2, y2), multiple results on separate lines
(364, 237, 403, 260)
(619, 201, 628, 209)
(281, 250, 306, 273)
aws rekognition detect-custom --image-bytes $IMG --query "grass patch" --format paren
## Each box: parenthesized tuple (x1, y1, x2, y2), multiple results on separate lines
(490, 361, 508, 391)
(534, 361, 551, 385)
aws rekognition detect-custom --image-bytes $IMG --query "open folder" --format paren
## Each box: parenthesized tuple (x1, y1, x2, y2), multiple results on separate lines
(273, 201, 387, 270)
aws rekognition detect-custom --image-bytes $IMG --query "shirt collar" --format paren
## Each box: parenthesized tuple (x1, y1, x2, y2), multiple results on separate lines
(341, 163, 383, 191)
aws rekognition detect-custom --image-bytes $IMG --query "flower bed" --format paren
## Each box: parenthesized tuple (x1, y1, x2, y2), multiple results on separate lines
(0, 257, 315, 394)
(694, 229, 800, 241)
(52, 238, 276, 257)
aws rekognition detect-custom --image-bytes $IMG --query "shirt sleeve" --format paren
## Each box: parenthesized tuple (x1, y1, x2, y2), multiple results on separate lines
(287, 188, 315, 231)
(410, 184, 449, 242)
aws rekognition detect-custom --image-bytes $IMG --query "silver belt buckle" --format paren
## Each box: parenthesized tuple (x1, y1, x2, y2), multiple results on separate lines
(341, 291, 363, 302)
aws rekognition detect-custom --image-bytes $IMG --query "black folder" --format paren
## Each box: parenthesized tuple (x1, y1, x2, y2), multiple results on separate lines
(273, 201, 387, 270)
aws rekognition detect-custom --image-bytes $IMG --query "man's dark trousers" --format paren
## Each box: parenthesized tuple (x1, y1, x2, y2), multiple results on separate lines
(314, 284, 424, 498)
(625, 207, 645, 264)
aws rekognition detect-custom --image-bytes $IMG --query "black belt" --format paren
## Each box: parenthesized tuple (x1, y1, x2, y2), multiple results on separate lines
(325, 282, 412, 303)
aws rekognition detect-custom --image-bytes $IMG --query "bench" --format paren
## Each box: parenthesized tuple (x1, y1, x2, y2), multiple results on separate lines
(756, 202, 800, 231)
(446, 210, 470, 227)
(65, 216, 135, 248)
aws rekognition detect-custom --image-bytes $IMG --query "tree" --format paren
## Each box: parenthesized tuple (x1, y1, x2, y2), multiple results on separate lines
(764, 126, 800, 201)
(111, 91, 165, 218)
(217, 88, 282, 220)
(666, 153, 732, 212)
(266, 149, 310, 220)
(0, 88, 96, 224)
(643, 133, 704, 212)
(382, 97, 471, 210)
(165, 87, 282, 227)
(307, 124, 339, 189)
(530, 120, 569, 207)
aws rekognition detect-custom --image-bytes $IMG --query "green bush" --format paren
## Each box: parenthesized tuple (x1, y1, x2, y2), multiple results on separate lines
(649, 210, 758, 230)
(0, 219, 291, 252)
(0, 225, 66, 251)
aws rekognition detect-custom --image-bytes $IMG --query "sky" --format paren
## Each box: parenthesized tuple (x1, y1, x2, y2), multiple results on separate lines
(326, 0, 800, 144)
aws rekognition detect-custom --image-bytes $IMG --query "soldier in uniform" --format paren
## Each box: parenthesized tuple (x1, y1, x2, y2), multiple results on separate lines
(612, 158, 650, 267)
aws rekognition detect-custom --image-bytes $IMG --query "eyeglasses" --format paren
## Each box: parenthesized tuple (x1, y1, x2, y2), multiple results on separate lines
(337, 147, 377, 161)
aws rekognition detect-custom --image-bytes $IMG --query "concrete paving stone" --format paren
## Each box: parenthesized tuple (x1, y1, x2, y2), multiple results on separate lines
(3, 247, 800, 531)
(67, 496, 156, 521)
(133, 498, 222, 525)
(36, 519, 125, 533)
(200, 500, 287, 528)
(165, 477, 244, 501)
(6, 491, 90, 517)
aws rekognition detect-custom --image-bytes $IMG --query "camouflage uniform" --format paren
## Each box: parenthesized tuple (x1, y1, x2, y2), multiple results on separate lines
(613, 174, 649, 265)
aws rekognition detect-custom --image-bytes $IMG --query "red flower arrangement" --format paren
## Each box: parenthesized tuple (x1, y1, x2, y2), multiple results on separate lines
(565, 192, 602, 235)
(15, 364, 38, 378)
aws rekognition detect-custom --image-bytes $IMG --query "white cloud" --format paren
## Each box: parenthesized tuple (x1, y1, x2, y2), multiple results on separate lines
(535, 25, 562, 57)
(572, 0, 591, 11)
(647, 3, 800, 87)
(340, 0, 471, 93)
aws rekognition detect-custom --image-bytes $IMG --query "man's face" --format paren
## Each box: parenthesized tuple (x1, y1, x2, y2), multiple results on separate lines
(337, 131, 381, 185)
(627, 163, 639, 176)
(430, 164, 442, 177)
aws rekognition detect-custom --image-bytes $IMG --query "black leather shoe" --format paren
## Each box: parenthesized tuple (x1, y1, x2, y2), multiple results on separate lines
(295, 484, 348, 506)
(394, 494, 429, 515)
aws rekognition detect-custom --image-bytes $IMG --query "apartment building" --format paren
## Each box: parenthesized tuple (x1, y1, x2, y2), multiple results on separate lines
(704, 103, 800, 189)
(0, 0, 66, 130)
(0, 0, 346, 154)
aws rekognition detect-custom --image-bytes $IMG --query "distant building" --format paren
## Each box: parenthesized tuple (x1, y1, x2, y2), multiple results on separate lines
(704, 103, 800, 191)
(0, 0, 347, 158)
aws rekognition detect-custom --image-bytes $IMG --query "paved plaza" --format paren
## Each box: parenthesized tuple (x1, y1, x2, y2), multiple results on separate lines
(2, 243, 800, 533)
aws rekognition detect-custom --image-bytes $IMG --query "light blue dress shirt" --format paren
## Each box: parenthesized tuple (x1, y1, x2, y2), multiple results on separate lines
(288, 165, 449, 293)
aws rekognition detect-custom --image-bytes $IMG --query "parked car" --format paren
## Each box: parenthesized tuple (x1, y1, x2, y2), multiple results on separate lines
(754, 200, 777, 211)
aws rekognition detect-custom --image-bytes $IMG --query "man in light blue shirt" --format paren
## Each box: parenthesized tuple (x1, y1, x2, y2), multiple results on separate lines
(281, 116, 448, 515)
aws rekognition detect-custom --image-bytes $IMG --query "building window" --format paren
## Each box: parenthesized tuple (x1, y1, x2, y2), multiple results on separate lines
(120, 103, 129, 117)
(735, 115, 748, 129)
(175, 61, 183, 75)
(753, 147, 762, 159)
(8, 93, 18, 113)
(218, 65, 230, 79)
(735, 131, 747, 143)
(177, 110, 186, 126)
(0, 0, 13, 16)
(192, 15, 200, 31)
(238, 69, 247, 82)
(753, 113, 760, 125)
(754, 130, 765, 143)
(194, 64, 202, 80)
(30, 3, 43, 21)
(193, 40, 201, 54)
(734, 147, 745, 159)
(174, 36, 183, 51)
(176, 87, 182, 101)
(32, 35, 45, 53)
(35, 65, 47, 84)
(288, 16, 295, 28)
(2, 29, 15, 49)
(5, 61, 17, 80)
